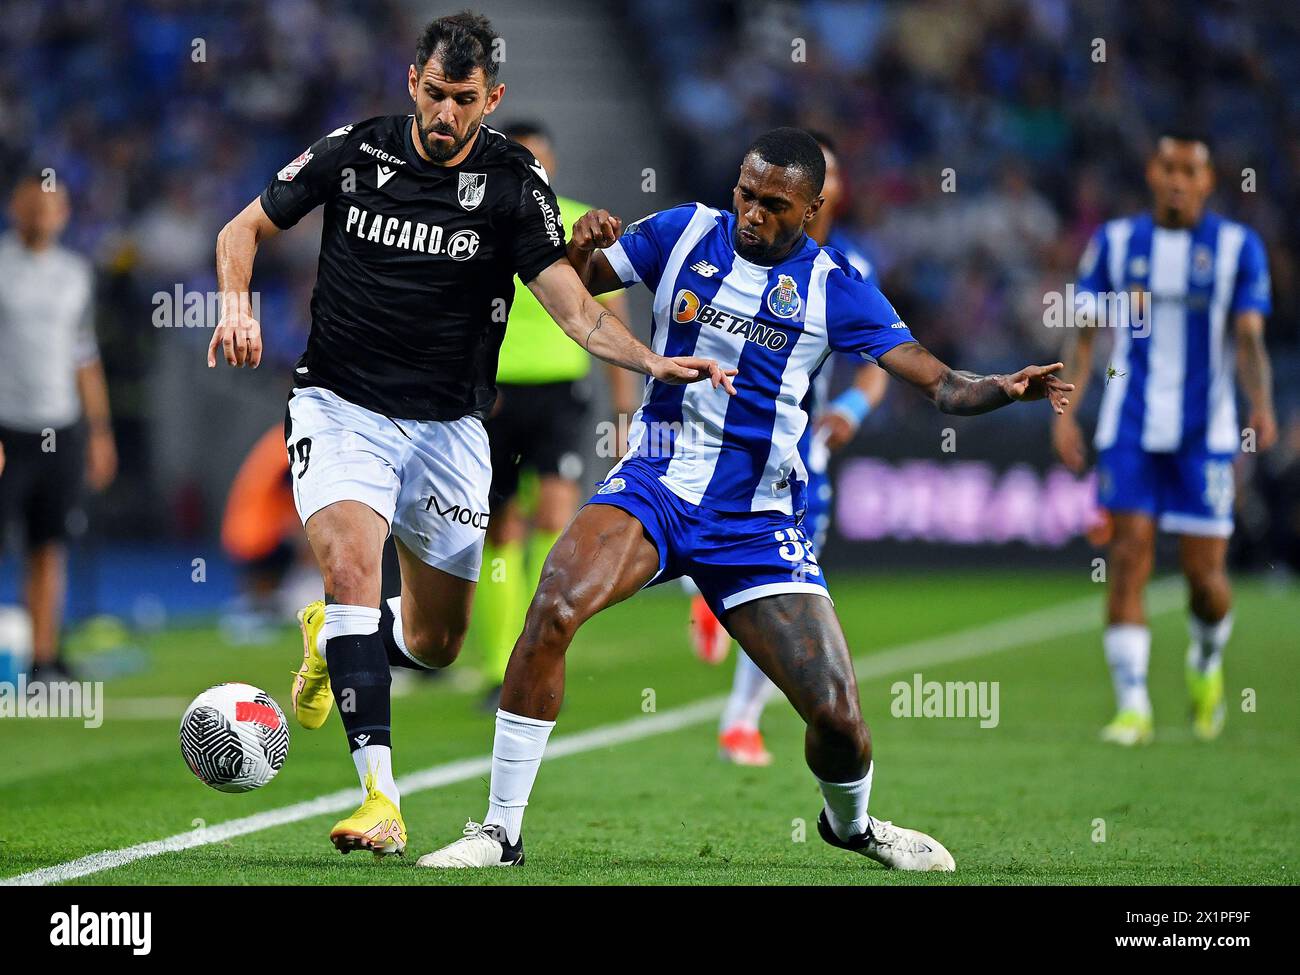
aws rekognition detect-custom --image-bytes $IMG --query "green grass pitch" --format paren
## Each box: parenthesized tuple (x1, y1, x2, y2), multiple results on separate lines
(1, 570, 1296, 885)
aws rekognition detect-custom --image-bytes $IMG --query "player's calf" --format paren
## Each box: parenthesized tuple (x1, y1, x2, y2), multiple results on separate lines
(380, 596, 467, 669)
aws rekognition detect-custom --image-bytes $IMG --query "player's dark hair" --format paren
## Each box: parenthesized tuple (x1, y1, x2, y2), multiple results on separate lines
(745, 127, 826, 197)
(1156, 126, 1213, 155)
(503, 120, 552, 143)
(7, 166, 62, 199)
(415, 11, 500, 85)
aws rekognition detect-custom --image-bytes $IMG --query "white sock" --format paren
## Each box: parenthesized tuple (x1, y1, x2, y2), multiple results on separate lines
(1187, 611, 1232, 674)
(818, 764, 874, 840)
(352, 744, 399, 808)
(318, 603, 380, 657)
(485, 709, 555, 844)
(721, 652, 778, 731)
(1104, 624, 1151, 715)
(384, 595, 436, 669)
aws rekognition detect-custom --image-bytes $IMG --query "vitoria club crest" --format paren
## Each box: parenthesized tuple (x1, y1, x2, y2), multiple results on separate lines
(458, 172, 487, 210)
(767, 274, 802, 319)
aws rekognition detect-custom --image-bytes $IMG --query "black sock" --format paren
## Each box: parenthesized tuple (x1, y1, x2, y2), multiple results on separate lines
(379, 597, 428, 671)
(325, 631, 392, 751)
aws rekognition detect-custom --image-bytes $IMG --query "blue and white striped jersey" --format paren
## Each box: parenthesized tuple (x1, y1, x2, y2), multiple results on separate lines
(603, 203, 913, 514)
(1077, 211, 1271, 454)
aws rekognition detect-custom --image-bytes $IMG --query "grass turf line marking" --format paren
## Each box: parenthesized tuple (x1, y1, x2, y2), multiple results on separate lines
(2, 579, 1183, 886)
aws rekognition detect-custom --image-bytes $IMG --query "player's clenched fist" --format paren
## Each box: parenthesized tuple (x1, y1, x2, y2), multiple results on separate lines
(571, 209, 622, 252)
(208, 303, 263, 368)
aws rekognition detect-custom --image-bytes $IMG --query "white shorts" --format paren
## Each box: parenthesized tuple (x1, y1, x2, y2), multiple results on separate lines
(285, 386, 491, 581)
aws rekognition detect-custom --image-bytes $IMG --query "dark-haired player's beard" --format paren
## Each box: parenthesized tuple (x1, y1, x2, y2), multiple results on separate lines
(731, 218, 805, 266)
(415, 106, 483, 164)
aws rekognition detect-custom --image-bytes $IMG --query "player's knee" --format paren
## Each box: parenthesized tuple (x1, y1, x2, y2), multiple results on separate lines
(525, 581, 582, 653)
(1184, 561, 1227, 600)
(1108, 539, 1152, 588)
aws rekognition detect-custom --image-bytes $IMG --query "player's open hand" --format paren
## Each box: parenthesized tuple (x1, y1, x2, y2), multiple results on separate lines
(571, 209, 622, 252)
(815, 412, 856, 451)
(652, 355, 738, 394)
(208, 306, 263, 369)
(1002, 362, 1073, 414)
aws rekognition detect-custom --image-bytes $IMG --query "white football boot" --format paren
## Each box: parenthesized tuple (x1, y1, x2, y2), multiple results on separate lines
(416, 820, 525, 868)
(818, 811, 956, 871)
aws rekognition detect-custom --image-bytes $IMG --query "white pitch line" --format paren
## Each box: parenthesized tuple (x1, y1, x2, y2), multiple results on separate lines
(2, 578, 1184, 886)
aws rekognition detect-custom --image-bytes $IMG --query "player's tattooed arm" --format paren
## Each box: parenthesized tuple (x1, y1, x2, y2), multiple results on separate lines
(209, 197, 282, 368)
(878, 341, 1073, 416)
(1235, 310, 1277, 450)
(528, 260, 737, 393)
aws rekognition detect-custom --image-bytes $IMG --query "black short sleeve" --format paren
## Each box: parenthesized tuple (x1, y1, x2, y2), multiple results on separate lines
(259, 124, 355, 230)
(510, 165, 568, 284)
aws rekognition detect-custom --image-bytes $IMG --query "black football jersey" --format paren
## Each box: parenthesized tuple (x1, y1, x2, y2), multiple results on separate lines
(260, 116, 567, 420)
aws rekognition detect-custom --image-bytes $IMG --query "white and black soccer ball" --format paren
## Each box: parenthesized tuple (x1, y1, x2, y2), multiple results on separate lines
(179, 683, 289, 792)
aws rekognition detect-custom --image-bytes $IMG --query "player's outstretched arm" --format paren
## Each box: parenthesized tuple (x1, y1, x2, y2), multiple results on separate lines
(209, 197, 281, 369)
(528, 259, 737, 392)
(877, 341, 1073, 416)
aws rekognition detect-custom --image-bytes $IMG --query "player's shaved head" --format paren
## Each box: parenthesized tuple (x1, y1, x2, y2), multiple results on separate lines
(1147, 128, 1214, 229)
(745, 128, 826, 200)
(732, 128, 826, 264)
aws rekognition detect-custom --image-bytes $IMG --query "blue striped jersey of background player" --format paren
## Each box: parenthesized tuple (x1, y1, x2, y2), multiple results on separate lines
(797, 230, 879, 544)
(1075, 211, 1270, 455)
(600, 202, 912, 515)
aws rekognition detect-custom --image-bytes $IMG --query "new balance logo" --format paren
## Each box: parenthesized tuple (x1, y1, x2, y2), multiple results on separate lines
(690, 260, 720, 277)
(377, 165, 396, 188)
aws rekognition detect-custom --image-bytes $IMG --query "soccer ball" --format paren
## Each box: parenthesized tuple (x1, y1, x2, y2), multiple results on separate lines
(179, 683, 289, 792)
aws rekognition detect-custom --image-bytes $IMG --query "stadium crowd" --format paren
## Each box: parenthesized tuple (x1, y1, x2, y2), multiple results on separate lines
(2, 0, 1298, 570)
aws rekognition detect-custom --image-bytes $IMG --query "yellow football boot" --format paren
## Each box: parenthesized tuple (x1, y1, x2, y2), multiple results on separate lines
(291, 600, 333, 729)
(1100, 708, 1154, 746)
(330, 773, 407, 857)
(1187, 662, 1225, 741)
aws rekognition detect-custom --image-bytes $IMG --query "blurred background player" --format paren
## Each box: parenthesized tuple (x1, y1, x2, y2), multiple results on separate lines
(0, 174, 117, 682)
(1053, 131, 1276, 745)
(692, 133, 890, 766)
(476, 120, 638, 711)
(219, 422, 321, 642)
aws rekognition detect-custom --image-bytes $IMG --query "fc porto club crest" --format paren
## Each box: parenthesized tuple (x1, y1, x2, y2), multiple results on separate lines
(597, 477, 626, 495)
(1190, 244, 1215, 286)
(458, 172, 487, 210)
(766, 274, 802, 320)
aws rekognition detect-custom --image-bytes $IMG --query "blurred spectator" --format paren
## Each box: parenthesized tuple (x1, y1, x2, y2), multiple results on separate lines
(0, 174, 117, 680)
